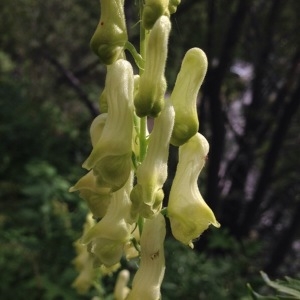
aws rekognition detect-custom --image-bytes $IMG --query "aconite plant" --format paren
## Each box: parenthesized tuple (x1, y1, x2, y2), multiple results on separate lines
(70, 0, 220, 298)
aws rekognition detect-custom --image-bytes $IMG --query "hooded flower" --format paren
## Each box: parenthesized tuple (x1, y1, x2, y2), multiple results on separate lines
(81, 174, 135, 267)
(126, 213, 166, 300)
(170, 48, 208, 146)
(69, 171, 111, 219)
(83, 59, 134, 192)
(168, 133, 220, 248)
(130, 99, 174, 219)
(90, 0, 128, 64)
(134, 16, 171, 117)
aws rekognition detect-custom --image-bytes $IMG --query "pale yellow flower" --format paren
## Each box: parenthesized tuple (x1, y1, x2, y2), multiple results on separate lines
(83, 59, 134, 192)
(170, 48, 208, 146)
(126, 213, 166, 300)
(134, 16, 171, 117)
(168, 133, 220, 248)
(81, 174, 135, 267)
(130, 99, 174, 219)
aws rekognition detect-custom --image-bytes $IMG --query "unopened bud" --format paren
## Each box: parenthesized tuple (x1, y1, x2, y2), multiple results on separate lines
(90, 0, 128, 64)
(142, 0, 169, 30)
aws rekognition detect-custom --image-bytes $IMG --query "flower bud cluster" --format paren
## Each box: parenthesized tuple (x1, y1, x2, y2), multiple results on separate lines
(71, 1, 219, 298)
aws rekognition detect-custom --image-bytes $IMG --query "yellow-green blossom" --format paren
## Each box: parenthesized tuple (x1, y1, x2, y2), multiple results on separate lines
(168, 133, 220, 248)
(81, 175, 135, 267)
(126, 213, 166, 300)
(130, 99, 175, 219)
(69, 171, 111, 219)
(83, 59, 134, 192)
(72, 214, 96, 294)
(90, 0, 127, 64)
(142, 0, 169, 30)
(134, 16, 171, 117)
(170, 48, 208, 146)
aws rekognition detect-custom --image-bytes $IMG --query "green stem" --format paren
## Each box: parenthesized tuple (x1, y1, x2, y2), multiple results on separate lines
(139, 117, 147, 161)
(138, 0, 148, 163)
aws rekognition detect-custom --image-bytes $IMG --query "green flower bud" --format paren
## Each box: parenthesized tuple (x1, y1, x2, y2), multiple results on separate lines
(130, 99, 175, 219)
(81, 176, 134, 267)
(90, 0, 128, 65)
(168, 133, 220, 248)
(69, 171, 111, 219)
(83, 59, 134, 192)
(126, 213, 166, 300)
(134, 16, 171, 117)
(142, 0, 169, 30)
(170, 48, 208, 146)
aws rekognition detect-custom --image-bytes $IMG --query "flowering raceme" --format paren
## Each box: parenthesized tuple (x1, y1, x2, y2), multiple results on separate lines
(71, 1, 220, 298)
(168, 133, 220, 248)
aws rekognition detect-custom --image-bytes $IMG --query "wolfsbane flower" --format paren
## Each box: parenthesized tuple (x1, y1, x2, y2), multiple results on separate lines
(83, 59, 134, 192)
(170, 48, 208, 146)
(81, 174, 135, 267)
(134, 16, 171, 117)
(130, 98, 174, 219)
(168, 133, 220, 248)
(90, 0, 128, 65)
(126, 213, 166, 300)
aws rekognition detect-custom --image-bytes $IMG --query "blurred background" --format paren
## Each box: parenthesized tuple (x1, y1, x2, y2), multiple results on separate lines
(0, 0, 299, 299)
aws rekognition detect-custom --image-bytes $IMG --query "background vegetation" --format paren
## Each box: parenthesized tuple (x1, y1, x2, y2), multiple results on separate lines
(0, 0, 299, 299)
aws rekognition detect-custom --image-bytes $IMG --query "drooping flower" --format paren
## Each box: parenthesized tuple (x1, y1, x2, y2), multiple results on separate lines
(90, 0, 128, 65)
(134, 16, 171, 118)
(81, 174, 135, 267)
(69, 171, 111, 219)
(130, 99, 174, 219)
(83, 59, 134, 192)
(170, 48, 208, 146)
(126, 213, 166, 300)
(168, 133, 220, 248)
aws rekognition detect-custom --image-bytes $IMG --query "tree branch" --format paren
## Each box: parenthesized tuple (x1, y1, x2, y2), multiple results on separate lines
(43, 50, 99, 119)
